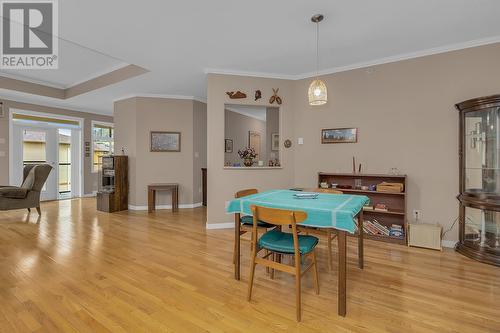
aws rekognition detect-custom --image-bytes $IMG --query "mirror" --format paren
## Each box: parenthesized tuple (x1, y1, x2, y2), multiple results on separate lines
(224, 104, 280, 167)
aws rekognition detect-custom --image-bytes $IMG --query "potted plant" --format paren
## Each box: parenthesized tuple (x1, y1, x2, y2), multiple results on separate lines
(238, 147, 257, 167)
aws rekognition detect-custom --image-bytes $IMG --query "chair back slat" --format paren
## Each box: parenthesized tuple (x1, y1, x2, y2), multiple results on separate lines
(313, 188, 343, 194)
(250, 205, 307, 226)
(235, 188, 258, 198)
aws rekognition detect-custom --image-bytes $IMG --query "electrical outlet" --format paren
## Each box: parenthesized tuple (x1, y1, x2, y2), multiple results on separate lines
(413, 210, 421, 221)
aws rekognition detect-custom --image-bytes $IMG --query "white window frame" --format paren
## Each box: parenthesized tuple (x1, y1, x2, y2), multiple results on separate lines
(91, 120, 114, 173)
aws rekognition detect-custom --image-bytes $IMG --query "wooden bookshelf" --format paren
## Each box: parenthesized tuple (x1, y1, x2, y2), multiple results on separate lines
(97, 155, 128, 213)
(318, 172, 407, 245)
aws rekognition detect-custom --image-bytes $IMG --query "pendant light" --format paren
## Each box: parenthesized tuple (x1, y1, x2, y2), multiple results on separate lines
(308, 14, 327, 106)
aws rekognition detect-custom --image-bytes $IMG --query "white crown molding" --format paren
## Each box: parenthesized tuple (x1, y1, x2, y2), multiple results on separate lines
(204, 68, 296, 80)
(206, 35, 500, 81)
(296, 35, 500, 79)
(113, 93, 206, 104)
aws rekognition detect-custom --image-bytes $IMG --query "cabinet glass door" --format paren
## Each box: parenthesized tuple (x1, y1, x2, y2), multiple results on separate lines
(465, 206, 500, 250)
(464, 107, 500, 194)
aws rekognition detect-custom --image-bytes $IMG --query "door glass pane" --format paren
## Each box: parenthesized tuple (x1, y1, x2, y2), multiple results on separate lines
(464, 107, 500, 194)
(58, 129, 71, 196)
(465, 206, 500, 250)
(23, 129, 46, 191)
(23, 129, 46, 165)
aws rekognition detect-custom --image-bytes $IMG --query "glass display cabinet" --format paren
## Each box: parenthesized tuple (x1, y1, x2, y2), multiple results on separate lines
(456, 94, 500, 266)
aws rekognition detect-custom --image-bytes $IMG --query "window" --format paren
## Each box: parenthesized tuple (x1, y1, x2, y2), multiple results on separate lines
(92, 122, 114, 172)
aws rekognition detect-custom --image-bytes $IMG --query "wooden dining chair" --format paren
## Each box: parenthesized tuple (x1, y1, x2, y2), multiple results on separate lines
(247, 205, 320, 322)
(298, 188, 343, 270)
(233, 189, 274, 265)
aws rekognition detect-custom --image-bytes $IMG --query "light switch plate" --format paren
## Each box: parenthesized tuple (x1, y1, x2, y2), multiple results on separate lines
(298, 138, 304, 145)
(0, 151, 5, 157)
(0, 138, 5, 144)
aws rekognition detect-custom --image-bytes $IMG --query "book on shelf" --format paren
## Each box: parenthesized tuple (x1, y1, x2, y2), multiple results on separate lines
(374, 203, 388, 212)
(389, 224, 404, 238)
(363, 220, 389, 236)
(372, 220, 390, 235)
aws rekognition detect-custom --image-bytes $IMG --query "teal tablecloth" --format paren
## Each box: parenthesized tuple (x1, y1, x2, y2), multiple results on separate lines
(226, 190, 369, 234)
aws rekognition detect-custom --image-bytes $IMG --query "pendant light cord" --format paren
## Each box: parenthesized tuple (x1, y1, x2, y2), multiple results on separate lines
(316, 21, 319, 78)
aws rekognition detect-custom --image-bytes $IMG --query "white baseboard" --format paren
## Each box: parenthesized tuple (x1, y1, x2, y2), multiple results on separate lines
(441, 240, 457, 249)
(82, 191, 97, 198)
(128, 202, 203, 211)
(206, 222, 235, 230)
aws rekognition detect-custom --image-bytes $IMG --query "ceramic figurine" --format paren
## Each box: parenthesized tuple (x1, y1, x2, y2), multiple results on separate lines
(269, 88, 282, 104)
(226, 91, 247, 99)
(254, 90, 262, 101)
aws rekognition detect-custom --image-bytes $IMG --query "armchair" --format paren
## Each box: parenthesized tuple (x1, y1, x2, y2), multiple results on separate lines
(0, 164, 53, 214)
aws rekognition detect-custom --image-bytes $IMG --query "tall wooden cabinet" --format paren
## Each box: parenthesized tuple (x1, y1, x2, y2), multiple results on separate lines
(455, 95, 500, 266)
(96, 155, 129, 212)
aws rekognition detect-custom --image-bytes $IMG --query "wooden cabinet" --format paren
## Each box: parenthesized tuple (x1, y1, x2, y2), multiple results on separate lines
(318, 173, 407, 245)
(455, 95, 500, 266)
(97, 155, 128, 212)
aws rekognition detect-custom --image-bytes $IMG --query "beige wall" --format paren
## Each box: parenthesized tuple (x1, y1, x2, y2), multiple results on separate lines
(207, 74, 294, 225)
(0, 99, 112, 194)
(193, 101, 207, 204)
(224, 109, 266, 166)
(114, 97, 207, 207)
(290, 43, 500, 243)
(113, 98, 138, 203)
(206, 43, 500, 242)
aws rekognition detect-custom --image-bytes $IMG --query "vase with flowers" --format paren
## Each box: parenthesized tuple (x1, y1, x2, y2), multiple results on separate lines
(238, 147, 257, 167)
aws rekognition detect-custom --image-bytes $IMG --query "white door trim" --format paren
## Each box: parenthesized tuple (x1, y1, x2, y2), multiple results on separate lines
(8, 108, 84, 199)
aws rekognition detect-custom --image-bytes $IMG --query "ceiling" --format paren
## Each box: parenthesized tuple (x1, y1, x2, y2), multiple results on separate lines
(1, 0, 500, 115)
(1, 37, 128, 88)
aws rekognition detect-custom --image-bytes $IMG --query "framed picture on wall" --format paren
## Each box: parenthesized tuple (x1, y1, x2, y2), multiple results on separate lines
(271, 133, 279, 151)
(321, 128, 358, 144)
(225, 139, 233, 153)
(150, 131, 181, 152)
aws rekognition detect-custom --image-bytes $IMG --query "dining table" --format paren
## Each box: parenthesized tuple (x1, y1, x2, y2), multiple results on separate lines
(226, 189, 369, 317)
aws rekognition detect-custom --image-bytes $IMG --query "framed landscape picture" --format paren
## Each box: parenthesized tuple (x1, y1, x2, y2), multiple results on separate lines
(150, 131, 181, 152)
(225, 139, 233, 153)
(321, 128, 358, 144)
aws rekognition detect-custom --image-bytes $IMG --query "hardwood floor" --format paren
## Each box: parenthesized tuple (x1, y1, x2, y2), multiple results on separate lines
(0, 198, 499, 332)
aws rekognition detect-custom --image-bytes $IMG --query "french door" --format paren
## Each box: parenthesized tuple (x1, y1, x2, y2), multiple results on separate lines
(12, 126, 58, 201)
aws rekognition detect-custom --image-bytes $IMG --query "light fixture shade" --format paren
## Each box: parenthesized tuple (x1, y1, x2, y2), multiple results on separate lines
(308, 79, 328, 106)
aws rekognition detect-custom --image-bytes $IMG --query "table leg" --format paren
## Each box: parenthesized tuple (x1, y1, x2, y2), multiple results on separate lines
(175, 187, 179, 211)
(234, 213, 241, 280)
(358, 210, 364, 269)
(171, 188, 175, 212)
(148, 189, 154, 213)
(338, 230, 347, 317)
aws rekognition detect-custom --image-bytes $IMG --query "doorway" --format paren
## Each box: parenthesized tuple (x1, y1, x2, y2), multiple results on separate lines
(9, 110, 83, 201)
